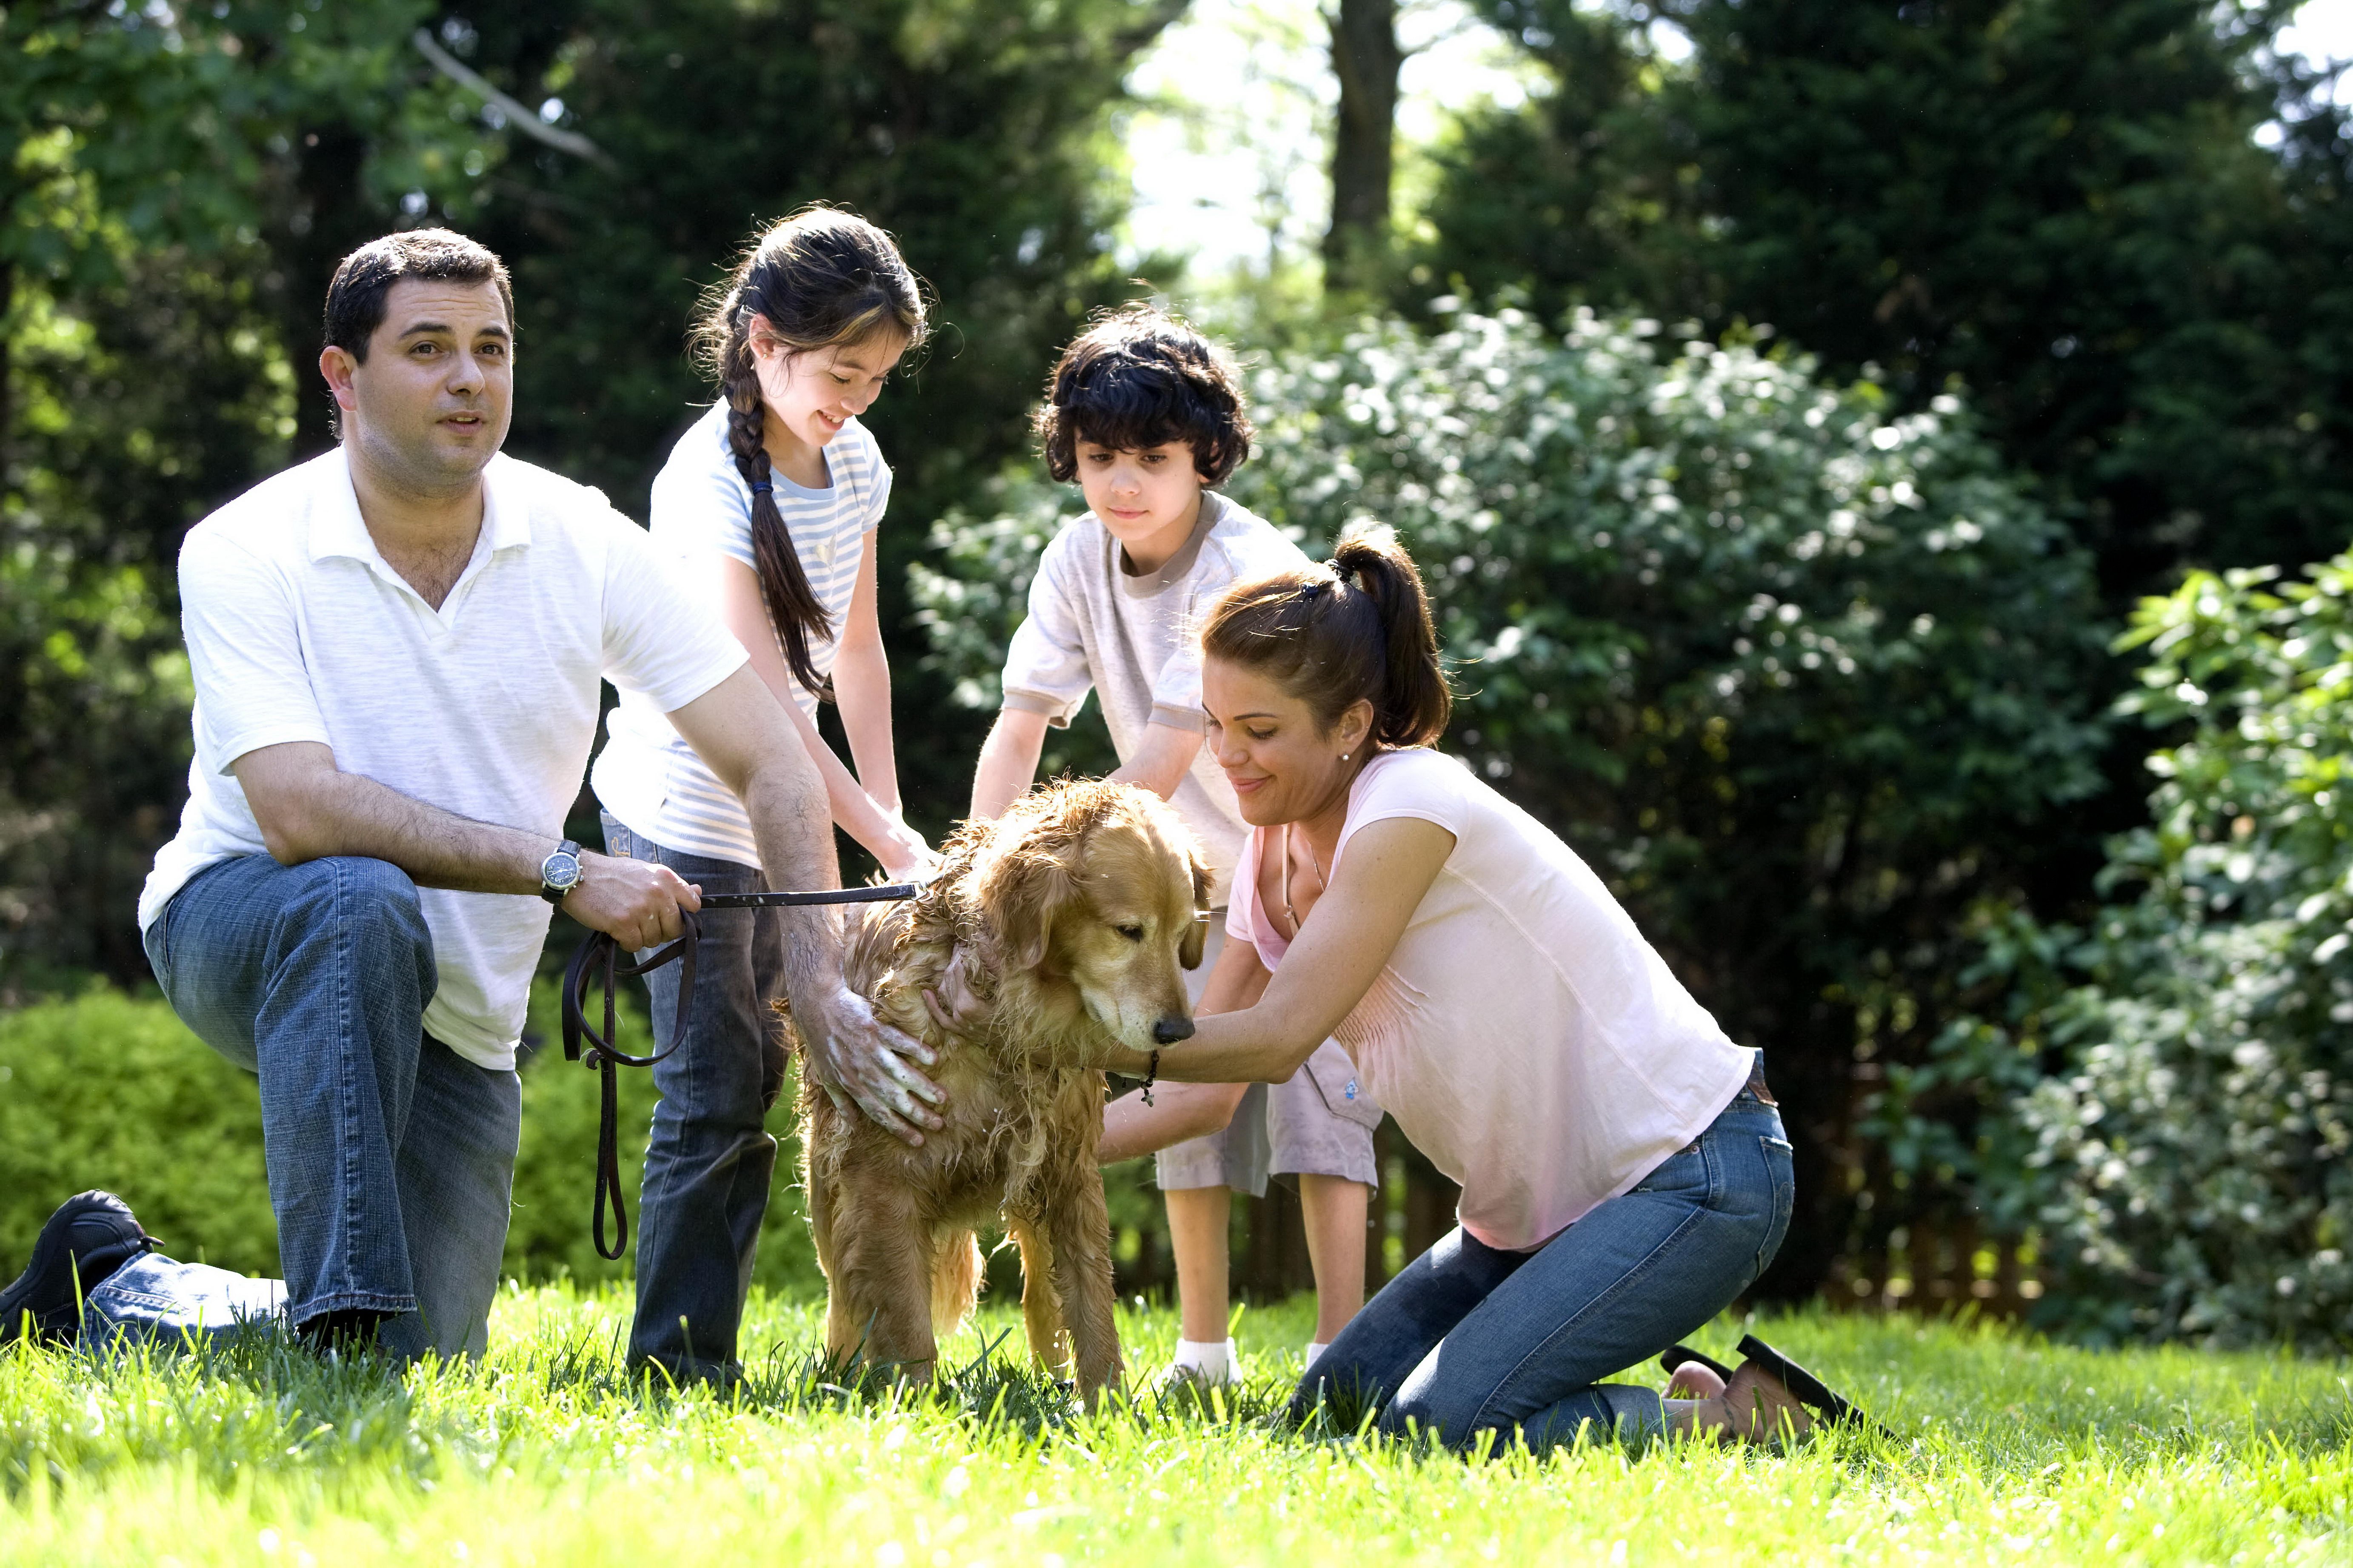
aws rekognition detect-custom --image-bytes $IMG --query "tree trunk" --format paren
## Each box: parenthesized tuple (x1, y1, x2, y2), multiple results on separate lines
(0, 257, 13, 485)
(264, 124, 377, 461)
(1323, 0, 1402, 293)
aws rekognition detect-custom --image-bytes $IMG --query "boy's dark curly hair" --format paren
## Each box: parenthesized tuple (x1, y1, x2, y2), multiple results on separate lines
(1034, 305, 1254, 486)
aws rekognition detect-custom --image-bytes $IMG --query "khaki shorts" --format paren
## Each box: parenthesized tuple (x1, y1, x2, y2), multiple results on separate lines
(1154, 921, 1382, 1195)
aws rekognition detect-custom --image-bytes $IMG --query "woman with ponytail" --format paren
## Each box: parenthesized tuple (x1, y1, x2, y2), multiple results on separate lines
(591, 207, 934, 1382)
(1095, 521, 1842, 1450)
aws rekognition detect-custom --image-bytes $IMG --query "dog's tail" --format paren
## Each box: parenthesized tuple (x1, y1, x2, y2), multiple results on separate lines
(932, 1228, 985, 1339)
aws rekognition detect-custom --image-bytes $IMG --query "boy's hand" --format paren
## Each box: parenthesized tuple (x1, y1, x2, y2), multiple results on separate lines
(970, 708, 1052, 820)
(920, 946, 989, 1041)
(1106, 720, 1204, 802)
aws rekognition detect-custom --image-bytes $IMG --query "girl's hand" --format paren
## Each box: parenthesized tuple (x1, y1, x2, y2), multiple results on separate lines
(878, 817, 937, 884)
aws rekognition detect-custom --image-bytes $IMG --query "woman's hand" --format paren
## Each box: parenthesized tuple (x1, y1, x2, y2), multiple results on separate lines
(1137, 816, 1456, 1085)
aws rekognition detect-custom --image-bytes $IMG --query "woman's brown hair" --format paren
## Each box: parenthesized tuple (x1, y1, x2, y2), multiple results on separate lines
(691, 205, 928, 697)
(1200, 520, 1452, 748)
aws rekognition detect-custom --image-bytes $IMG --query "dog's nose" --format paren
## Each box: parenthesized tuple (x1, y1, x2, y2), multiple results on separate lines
(1152, 1015, 1195, 1045)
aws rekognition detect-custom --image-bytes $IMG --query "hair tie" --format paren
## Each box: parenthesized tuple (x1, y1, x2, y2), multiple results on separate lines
(750, 480, 773, 496)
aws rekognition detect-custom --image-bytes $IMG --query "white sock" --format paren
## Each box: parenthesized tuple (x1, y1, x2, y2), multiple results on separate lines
(1304, 1339, 1332, 1371)
(1172, 1337, 1237, 1382)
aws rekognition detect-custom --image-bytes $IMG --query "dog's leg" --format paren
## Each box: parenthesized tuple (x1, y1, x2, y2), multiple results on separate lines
(1041, 1172, 1124, 1411)
(1006, 1211, 1071, 1380)
(829, 1183, 939, 1385)
(804, 1137, 865, 1371)
(814, 1186, 871, 1372)
(931, 1226, 984, 1340)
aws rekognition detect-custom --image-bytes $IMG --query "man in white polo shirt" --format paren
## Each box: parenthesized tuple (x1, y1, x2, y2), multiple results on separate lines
(0, 230, 942, 1360)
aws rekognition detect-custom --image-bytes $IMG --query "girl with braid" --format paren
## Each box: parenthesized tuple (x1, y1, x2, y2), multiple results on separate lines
(592, 206, 933, 1382)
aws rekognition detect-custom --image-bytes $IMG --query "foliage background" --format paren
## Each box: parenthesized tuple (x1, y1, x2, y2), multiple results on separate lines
(12, 0, 2353, 1337)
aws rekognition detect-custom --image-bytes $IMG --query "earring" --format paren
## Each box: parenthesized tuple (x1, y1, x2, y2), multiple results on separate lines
(1340, 753, 1350, 761)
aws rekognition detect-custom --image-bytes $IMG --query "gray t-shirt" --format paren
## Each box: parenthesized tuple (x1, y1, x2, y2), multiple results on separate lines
(999, 491, 1308, 903)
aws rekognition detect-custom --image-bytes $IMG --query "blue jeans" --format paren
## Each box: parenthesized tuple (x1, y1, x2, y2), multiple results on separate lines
(1293, 1067, 1794, 1451)
(133, 853, 521, 1359)
(599, 815, 789, 1381)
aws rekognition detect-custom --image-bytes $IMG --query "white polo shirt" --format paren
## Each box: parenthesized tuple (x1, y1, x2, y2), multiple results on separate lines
(139, 446, 750, 1071)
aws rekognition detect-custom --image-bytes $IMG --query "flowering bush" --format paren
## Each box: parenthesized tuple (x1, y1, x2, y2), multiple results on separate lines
(913, 307, 2108, 1292)
(1976, 560, 2353, 1346)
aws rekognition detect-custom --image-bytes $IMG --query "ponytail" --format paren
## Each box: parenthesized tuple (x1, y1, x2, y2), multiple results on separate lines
(692, 205, 929, 699)
(1330, 525, 1451, 747)
(1200, 520, 1452, 749)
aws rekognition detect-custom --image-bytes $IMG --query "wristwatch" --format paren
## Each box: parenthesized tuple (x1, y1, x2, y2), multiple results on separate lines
(538, 839, 585, 905)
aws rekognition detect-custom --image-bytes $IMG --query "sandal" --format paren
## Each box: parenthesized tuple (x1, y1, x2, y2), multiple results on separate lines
(1659, 1336, 1894, 1443)
(1659, 1343, 1734, 1384)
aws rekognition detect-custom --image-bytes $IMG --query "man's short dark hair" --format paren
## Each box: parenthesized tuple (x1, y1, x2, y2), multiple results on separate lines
(1034, 305, 1254, 486)
(323, 228, 515, 364)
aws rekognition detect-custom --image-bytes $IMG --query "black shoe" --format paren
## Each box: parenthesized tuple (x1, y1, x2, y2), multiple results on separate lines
(0, 1191, 160, 1345)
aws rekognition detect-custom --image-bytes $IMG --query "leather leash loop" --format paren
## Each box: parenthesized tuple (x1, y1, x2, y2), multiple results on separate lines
(562, 915, 700, 1260)
(557, 881, 922, 1261)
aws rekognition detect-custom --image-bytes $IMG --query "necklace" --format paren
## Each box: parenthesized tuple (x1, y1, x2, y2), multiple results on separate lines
(1279, 823, 1330, 935)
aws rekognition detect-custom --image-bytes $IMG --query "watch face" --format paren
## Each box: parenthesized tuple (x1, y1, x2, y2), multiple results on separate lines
(543, 852, 582, 890)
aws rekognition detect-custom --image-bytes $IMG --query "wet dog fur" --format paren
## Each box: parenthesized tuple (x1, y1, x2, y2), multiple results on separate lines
(780, 780, 1210, 1407)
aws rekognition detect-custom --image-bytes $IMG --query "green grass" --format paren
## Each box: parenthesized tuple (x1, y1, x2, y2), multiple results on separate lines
(7, 1289, 2353, 1565)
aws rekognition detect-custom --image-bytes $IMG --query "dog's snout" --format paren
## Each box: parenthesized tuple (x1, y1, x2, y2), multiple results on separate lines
(1152, 1015, 1195, 1046)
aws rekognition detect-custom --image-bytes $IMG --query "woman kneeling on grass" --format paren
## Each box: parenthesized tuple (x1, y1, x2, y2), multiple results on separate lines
(1097, 522, 1832, 1450)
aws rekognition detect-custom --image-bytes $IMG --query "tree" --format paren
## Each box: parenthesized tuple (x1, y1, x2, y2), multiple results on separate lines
(0, 1, 490, 981)
(2, 0, 1181, 981)
(1422, 0, 2353, 603)
(1324, 0, 1403, 291)
(389, 0, 1188, 823)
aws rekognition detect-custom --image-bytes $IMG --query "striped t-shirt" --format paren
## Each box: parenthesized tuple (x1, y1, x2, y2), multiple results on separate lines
(591, 401, 891, 867)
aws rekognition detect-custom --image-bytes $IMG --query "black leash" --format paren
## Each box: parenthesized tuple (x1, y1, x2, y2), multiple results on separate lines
(560, 882, 921, 1261)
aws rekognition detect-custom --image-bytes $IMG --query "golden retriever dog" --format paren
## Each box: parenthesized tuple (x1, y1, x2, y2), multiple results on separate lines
(782, 779, 1209, 1407)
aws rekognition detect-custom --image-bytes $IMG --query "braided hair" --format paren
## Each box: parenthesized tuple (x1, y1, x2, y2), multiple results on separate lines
(690, 206, 928, 697)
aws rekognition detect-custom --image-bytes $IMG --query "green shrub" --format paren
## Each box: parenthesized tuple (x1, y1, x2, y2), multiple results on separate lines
(0, 980, 828, 1300)
(1954, 557, 2353, 1347)
(0, 986, 276, 1275)
(912, 306, 2110, 1292)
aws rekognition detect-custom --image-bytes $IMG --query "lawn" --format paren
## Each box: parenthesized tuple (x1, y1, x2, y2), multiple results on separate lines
(6, 1288, 2353, 1565)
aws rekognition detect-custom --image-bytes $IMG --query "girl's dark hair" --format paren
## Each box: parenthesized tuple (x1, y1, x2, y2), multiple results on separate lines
(1034, 304, 1253, 486)
(691, 205, 928, 697)
(1200, 521, 1451, 749)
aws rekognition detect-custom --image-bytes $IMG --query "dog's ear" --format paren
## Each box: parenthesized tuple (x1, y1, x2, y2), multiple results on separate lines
(1180, 912, 1208, 972)
(980, 841, 1080, 972)
(1180, 850, 1213, 970)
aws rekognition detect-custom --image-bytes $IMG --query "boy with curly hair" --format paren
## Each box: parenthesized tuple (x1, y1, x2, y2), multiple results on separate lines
(969, 305, 1380, 1387)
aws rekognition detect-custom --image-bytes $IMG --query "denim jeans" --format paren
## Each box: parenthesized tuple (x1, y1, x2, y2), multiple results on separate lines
(1292, 1064, 1794, 1451)
(80, 1254, 286, 1347)
(134, 853, 522, 1360)
(599, 815, 789, 1382)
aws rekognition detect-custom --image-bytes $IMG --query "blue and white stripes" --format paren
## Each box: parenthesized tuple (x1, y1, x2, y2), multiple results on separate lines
(591, 402, 891, 868)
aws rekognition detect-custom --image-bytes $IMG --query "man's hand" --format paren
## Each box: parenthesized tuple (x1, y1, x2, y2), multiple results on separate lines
(797, 984, 946, 1145)
(564, 851, 701, 952)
